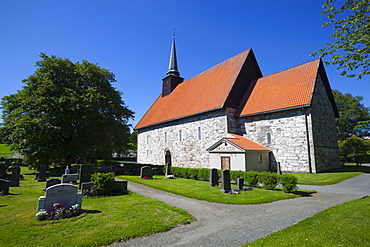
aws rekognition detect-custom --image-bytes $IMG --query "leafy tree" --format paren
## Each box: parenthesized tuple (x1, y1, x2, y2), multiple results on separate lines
(338, 136, 369, 165)
(0, 54, 134, 169)
(333, 90, 370, 140)
(127, 130, 138, 152)
(311, 0, 370, 79)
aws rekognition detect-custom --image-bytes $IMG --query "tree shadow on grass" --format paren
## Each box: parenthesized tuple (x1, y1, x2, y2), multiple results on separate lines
(83, 209, 102, 214)
(292, 190, 316, 197)
(329, 165, 370, 173)
(0, 204, 7, 207)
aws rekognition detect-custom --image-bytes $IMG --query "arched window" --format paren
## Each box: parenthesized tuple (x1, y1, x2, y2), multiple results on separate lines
(267, 133, 271, 145)
(198, 127, 202, 140)
(179, 130, 182, 141)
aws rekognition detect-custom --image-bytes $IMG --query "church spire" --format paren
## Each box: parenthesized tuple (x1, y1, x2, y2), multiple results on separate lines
(162, 30, 184, 97)
(167, 31, 180, 76)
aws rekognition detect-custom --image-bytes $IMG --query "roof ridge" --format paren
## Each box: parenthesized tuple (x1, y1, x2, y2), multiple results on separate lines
(261, 58, 320, 79)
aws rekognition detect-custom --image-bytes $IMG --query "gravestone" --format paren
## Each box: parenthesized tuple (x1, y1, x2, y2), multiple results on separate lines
(101, 166, 109, 173)
(81, 182, 94, 192)
(46, 179, 61, 189)
(9, 165, 20, 187)
(113, 164, 125, 175)
(79, 164, 94, 189)
(37, 183, 82, 211)
(209, 168, 219, 186)
(140, 166, 152, 179)
(277, 162, 282, 175)
(62, 174, 78, 184)
(165, 163, 171, 177)
(0, 164, 6, 175)
(220, 170, 231, 193)
(114, 180, 128, 194)
(237, 178, 244, 190)
(0, 179, 10, 195)
(38, 165, 47, 182)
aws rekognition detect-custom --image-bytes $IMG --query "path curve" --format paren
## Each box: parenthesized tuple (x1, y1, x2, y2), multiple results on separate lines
(111, 173, 370, 247)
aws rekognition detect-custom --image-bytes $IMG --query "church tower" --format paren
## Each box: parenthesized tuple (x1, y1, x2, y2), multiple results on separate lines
(162, 33, 184, 97)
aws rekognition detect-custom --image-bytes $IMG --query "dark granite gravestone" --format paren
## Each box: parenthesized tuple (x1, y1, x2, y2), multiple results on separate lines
(277, 162, 282, 175)
(38, 165, 47, 182)
(79, 164, 94, 189)
(114, 180, 128, 194)
(0, 179, 10, 195)
(237, 178, 244, 190)
(62, 174, 78, 184)
(46, 179, 61, 189)
(37, 183, 82, 211)
(113, 164, 125, 175)
(0, 164, 6, 175)
(220, 169, 231, 193)
(209, 168, 219, 186)
(140, 166, 152, 179)
(9, 165, 20, 187)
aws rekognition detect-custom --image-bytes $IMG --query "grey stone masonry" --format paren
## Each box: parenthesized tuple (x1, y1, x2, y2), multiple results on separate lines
(137, 109, 228, 168)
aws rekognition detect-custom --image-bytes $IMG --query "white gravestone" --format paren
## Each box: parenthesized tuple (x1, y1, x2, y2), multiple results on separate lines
(37, 183, 82, 211)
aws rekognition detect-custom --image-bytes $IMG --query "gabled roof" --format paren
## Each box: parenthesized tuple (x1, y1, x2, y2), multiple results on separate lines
(226, 133, 270, 151)
(239, 59, 320, 117)
(207, 133, 270, 151)
(135, 49, 259, 129)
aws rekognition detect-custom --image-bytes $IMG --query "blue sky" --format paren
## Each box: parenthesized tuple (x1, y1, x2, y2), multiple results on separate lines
(0, 0, 369, 128)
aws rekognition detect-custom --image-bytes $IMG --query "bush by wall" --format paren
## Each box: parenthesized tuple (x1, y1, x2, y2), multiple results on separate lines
(279, 174, 298, 193)
(91, 172, 116, 195)
(169, 167, 297, 193)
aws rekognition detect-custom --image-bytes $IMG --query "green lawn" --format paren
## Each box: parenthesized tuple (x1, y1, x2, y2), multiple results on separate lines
(245, 196, 370, 246)
(0, 144, 14, 157)
(293, 165, 369, 185)
(119, 175, 313, 204)
(0, 168, 195, 247)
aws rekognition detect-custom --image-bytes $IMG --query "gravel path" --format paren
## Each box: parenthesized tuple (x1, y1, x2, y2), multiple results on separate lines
(111, 173, 370, 247)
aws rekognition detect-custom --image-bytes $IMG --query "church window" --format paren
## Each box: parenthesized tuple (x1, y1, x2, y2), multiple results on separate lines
(146, 135, 149, 145)
(258, 155, 262, 163)
(179, 130, 182, 141)
(165, 132, 168, 143)
(198, 127, 202, 140)
(267, 133, 271, 145)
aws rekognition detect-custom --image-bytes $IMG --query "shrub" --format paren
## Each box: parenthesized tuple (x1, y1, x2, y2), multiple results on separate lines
(91, 172, 116, 195)
(230, 170, 245, 183)
(280, 174, 298, 193)
(197, 168, 210, 181)
(258, 172, 279, 190)
(244, 171, 259, 187)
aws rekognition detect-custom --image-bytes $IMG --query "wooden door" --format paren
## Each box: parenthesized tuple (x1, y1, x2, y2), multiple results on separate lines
(221, 156, 230, 170)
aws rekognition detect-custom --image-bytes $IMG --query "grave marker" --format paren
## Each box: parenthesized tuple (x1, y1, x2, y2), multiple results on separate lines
(9, 165, 20, 187)
(79, 164, 94, 189)
(38, 165, 47, 182)
(0, 164, 6, 175)
(140, 166, 152, 179)
(0, 179, 10, 195)
(37, 183, 82, 211)
(237, 178, 244, 190)
(46, 179, 61, 189)
(62, 174, 78, 184)
(220, 170, 231, 193)
(209, 168, 219, 186)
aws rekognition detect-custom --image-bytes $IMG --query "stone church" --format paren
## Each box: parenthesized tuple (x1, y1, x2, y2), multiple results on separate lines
(135, 37, 340, 173)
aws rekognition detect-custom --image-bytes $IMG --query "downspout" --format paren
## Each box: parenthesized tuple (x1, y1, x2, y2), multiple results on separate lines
(302, 107, 313, 173)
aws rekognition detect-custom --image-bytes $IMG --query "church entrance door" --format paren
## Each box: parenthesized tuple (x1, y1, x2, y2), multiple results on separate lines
(221, 156, 230, 170)
(165, 150, 172, 166)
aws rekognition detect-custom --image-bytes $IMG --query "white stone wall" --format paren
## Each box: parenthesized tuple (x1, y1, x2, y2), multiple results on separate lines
(137, 110, 228, 168)
(237, 109, 311, 173)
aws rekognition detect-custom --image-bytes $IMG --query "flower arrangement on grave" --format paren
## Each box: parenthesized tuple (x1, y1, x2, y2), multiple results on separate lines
(165, 175, 175, 179)
(35, 203, 81, 221)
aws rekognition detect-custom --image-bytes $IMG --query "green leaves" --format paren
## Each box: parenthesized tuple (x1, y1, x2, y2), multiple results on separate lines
(311, 0, 370, 79)
(0, 54, 134, 169)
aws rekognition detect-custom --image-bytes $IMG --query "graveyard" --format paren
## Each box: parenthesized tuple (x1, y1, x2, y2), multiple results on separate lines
(0, 157, 369, 246)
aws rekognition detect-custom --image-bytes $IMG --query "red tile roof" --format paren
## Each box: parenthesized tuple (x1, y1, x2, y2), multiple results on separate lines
(135, 49, 251, 129)
(239, 59, 320, 116)
(226, 133, 270, 151)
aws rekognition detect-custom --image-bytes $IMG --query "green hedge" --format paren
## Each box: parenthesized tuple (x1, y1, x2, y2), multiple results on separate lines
(169, 167, 297, 193)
